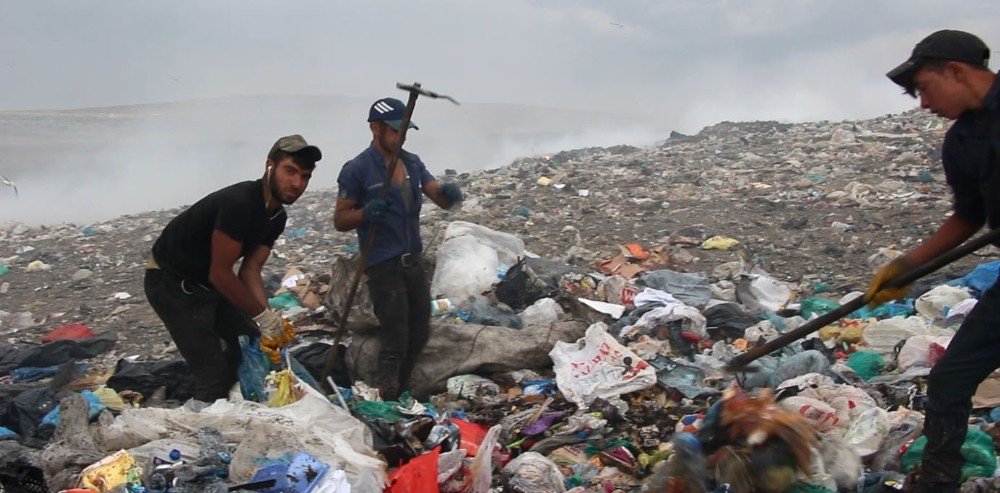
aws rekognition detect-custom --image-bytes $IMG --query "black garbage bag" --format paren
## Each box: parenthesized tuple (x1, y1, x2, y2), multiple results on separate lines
(106, 359, 196, 402)
(291, 342, 352, 388)
(0, 441, 47, 493)
(494, 258, 579, 311)
(704, 303, 759, 339)
(0, 387, 66, 446)
(0, 332, 118, 376)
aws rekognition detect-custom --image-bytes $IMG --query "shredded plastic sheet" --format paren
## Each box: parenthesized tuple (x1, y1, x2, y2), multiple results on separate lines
(98, 378, 386, 490)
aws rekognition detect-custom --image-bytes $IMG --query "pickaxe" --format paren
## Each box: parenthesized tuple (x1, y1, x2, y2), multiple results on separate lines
(725, 227, 1000, 373)
(320, 82, 459, 393)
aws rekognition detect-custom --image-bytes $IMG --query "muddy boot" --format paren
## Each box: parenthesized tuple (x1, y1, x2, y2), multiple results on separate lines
(373, 351, 404, 401)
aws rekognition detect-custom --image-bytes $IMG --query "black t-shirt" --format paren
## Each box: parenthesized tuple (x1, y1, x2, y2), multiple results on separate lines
(151, 179, 286, 285)
(942, 70, 1000, 241)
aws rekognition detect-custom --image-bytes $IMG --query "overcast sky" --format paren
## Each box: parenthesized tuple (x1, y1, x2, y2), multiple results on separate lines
(2, 1, 998, 128)
(1, 2, 1000, 224)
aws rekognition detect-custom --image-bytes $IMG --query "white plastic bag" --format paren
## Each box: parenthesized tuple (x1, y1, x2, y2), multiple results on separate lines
(549, 323, 657, 407)
(736, 274, 794, 313)
(841, 407, 890, 457)
(431, 221, 525, 301)
(780, 396, 841, 433)
(915, 285, 971, 320)
(468, 425, 501, 493)
(502, 451, 567, 493)
(861, 316, 937, 355)
(519, 298, 564, 326)
(897, 334, 953, 370)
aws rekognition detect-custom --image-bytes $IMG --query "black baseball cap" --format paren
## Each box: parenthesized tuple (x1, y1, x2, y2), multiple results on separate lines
(887, 30, 991, 95)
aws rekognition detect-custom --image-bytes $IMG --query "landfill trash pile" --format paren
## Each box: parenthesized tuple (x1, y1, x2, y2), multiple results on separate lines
(2, 108, 1000, 491)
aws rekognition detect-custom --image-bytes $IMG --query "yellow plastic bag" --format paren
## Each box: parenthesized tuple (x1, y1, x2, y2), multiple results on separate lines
(92, 386, 128, 411)
(79, 449, 142, 492)
(700, 235, 740, 250)
(266, 369, 304, 408)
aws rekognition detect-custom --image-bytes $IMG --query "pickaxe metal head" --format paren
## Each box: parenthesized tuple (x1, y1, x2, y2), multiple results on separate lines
(397, 82, 460, 105)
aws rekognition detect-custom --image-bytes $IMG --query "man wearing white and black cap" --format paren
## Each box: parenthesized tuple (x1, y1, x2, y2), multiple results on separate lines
(145, 135, 321, 401)
(334, 97, 462, 400)
(868, 30, 998, 492)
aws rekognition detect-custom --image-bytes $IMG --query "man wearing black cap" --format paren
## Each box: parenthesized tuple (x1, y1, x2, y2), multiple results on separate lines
(868, 30, 998, 492)
(334, 98, 462, 400)
(145, 135, 321, 402)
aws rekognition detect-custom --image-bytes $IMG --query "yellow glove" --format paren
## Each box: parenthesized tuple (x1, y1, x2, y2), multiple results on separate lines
(865, 257, 914, 307)
(259, 319, 296, 366)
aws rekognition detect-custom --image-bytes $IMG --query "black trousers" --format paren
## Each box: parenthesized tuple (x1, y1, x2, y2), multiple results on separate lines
(918, 277, 1000, 491)
(365, 256, 431, 389)
(143, 268, 257, 402)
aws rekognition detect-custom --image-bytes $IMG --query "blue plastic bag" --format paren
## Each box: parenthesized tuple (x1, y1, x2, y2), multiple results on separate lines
(11, 363, 88, 383)
(40, 390, 105, 427)
(948, 261, 1000, 296)
(238, 336, 324, 402)
(238, 335, 271, 402)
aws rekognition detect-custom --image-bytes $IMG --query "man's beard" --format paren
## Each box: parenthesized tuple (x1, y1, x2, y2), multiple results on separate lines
(270, 176, 296, 205)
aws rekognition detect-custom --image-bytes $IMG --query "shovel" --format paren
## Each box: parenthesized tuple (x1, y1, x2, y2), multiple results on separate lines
(725, 227, 1000, 372)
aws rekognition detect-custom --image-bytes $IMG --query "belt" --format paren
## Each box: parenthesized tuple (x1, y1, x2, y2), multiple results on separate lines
(399, 252, 418, 267)
(148, 255, 211, 293)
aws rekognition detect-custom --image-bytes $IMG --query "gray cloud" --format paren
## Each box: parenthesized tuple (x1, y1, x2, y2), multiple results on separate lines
(0, 1, 998, 224)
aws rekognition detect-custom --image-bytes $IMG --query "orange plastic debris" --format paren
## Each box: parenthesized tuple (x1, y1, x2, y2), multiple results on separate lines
(625, 243, 651, 260)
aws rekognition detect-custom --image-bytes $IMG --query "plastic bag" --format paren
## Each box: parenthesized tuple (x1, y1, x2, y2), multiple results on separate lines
(736, 274, 794, 313)
(41, 323, 94, 343)
(431, 221, 525, 301)
(237, 335, 271, 402)
(902, 428, 997, 480)
(870, 408, 923, 472)
(897, 335, 953, 371)
(268, 292, 302, 310)
(452, 419, 488, 457)
(861, 316, 936, 355)
(446, 375, 500, 401)
(800, 296, 841, 319)
(468, 425, 501, 493)
(638, 270, 711, 308)
(845, 351, 885, 381)
(549, 323, 657, 407)
(79, 450, 142, 492)
(947, 260, 1000, 295)
(914, 285, 971, 320)
(266, 369, 305, 408)
(40, 390, 105, 427)
(496, 257, 579, 311)
(780, 396, 841, 433)
(455, 299, 523, 329)
(519, 298, 564, 326)
(502, 451, 567, 493)
(841, 407, 890, 457)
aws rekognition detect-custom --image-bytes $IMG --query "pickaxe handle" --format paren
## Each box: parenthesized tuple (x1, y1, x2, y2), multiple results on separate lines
(725, 227, 1000, 372)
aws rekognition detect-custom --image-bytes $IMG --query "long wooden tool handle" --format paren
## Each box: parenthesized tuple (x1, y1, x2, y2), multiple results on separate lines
(726, 227, 1000, 371)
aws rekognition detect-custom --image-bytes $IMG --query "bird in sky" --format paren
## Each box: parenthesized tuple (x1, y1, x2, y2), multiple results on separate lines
(0, 175, 18, 197)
